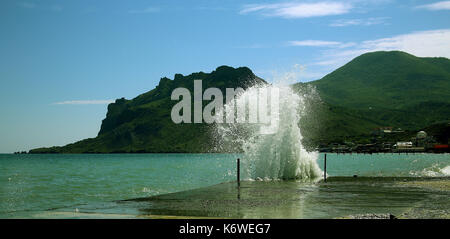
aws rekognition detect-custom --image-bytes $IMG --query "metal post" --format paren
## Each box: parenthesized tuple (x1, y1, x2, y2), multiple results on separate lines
(237, 158, 240, 187)
(324, 154, 327, 182)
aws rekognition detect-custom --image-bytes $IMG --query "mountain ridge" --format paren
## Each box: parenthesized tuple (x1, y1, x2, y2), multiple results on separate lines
(29, 51, 450, 153)
(30, 66, 266, 153)
(308, 51, 450, 110)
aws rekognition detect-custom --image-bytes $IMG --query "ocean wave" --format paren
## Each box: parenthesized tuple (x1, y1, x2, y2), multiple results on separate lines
(410, 164, 450, 177)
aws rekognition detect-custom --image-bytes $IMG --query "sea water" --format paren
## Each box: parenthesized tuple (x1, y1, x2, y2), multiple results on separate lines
(0, 153, 237, 218)
(0, 153, 449, 218)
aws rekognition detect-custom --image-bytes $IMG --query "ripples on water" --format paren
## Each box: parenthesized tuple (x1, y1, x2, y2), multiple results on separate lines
(0, 153, 448, 218)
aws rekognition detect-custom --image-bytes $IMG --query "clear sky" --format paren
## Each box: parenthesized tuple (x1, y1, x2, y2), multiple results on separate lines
(1, 0, 450, 153)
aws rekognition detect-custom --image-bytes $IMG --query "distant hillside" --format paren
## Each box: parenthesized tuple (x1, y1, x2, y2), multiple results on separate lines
(310, 51, 450, 110)
(30, 51, 450, 153)
(30, 66, 265, 153)
(304, 51, 450, 132)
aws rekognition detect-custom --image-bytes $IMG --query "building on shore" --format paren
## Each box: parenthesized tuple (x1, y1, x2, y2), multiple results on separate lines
(394, 142, 413, 149)
(431, 144, 449, 153)
(318, 129, 448, 154)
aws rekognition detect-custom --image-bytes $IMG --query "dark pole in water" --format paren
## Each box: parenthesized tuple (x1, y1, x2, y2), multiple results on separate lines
(324, 154, 327, 182)
(237, 158, 240, 187)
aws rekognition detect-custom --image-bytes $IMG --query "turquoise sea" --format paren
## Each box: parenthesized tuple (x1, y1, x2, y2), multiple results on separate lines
(1, 153, 449, 218)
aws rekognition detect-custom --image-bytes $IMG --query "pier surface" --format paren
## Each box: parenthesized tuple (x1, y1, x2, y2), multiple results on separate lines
(18, 177, 450, 219)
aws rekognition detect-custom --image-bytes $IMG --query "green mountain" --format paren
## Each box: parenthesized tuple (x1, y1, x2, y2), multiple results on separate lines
(30, 51, 450, 153)
(292, 51, 450, 145)
(30, 66, 265, 153)
(307, 51, 450, 130)
(310, 51, 450, 109)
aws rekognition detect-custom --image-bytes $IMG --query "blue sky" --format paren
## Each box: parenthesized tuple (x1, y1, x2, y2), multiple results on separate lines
(1, 0, 450, 153)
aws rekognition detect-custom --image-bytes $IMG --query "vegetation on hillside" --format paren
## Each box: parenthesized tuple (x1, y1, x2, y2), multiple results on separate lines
(30, 51, 450, 153)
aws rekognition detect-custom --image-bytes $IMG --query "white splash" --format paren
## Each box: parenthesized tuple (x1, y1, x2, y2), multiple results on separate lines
(411, 164, 450, 177)
(214, 82, 322, 181)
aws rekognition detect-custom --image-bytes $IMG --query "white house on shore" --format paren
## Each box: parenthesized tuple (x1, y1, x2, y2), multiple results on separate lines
(395, 142, 413, 149)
